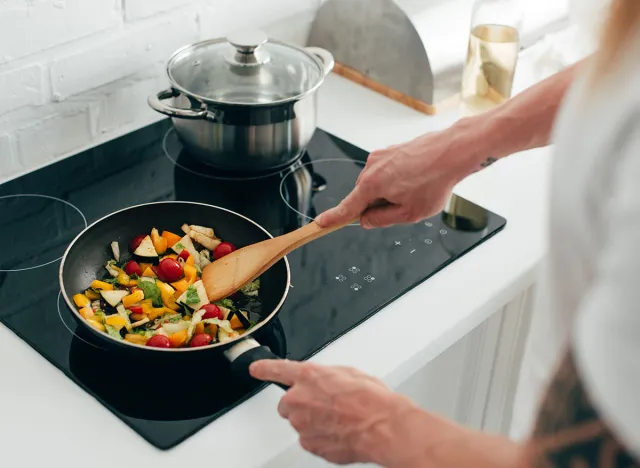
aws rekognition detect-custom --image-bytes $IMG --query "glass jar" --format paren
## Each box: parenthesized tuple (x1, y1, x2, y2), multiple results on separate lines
(459, 0, 524, 116)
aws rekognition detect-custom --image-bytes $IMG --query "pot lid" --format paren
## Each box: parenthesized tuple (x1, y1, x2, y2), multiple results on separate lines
(168, 30, 326, 105)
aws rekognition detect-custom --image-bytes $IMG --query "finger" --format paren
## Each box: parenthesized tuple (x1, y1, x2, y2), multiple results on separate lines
(249, 359, 303, 387)
(315, 185, 372, 227)
(360, 204, 407, 229)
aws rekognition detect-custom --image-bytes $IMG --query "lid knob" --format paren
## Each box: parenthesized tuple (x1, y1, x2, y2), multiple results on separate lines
(227, 30, 268, 53)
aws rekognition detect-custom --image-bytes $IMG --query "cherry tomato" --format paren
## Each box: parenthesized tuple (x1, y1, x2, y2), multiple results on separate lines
(129, 234, 146, 253)
(147, 335, 171, 348)
(123, 260, 141, 276)
(179, 250, 190, 261)
(213, 242, 236, 259)
(156, 258, 183, 282)
(201, 304, 223, 320)
(128, 305, 143, 314)
(190, 333, 212, 348)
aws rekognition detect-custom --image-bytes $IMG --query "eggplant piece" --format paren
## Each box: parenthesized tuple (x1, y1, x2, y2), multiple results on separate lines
(133, 235, 158, 260)
(100, 290, 129, 307)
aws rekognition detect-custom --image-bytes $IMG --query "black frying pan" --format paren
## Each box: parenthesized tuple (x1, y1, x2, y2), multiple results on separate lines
(59, 201, 291, 389)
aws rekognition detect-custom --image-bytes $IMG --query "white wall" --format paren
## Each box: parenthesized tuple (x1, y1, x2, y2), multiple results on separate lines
(0, 0, 322, 183)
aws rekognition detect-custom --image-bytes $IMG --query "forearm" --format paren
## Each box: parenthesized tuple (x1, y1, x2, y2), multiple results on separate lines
(449, 58, 588, 174)
(360, 399, 524, 468)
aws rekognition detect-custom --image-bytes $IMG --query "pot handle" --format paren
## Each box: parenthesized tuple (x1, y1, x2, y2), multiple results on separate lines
(304, 47, 335, 77)
(147, 88, 209, 120)
(225, 338, 290, 391)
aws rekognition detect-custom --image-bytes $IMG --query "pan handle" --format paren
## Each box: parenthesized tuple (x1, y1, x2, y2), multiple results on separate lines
(148, 88, 210, 120)
(225, 338, 290, 391)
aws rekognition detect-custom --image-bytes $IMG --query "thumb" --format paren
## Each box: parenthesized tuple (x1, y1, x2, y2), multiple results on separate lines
(250, 359, 303, 387)
(361, 203, 406, 229)
(316, 186, 371, 227)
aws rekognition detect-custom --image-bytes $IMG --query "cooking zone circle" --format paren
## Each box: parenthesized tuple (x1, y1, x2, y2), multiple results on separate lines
(279, 159, 365, 225)
(56, 291, 103, 349)
(0, 194, 87, 272)
(162, 127, 301, 181)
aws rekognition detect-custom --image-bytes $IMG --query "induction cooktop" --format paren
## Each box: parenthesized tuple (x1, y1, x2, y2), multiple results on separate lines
(0, 120, 506, 450)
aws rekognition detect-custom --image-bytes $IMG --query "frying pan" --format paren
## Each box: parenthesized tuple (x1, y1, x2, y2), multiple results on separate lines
(59, 201, 291, 389)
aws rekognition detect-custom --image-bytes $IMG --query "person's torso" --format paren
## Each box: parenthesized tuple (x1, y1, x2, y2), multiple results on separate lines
(510, 30, 640, 439)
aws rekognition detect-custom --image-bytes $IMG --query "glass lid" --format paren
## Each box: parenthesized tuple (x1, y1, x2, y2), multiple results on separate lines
(168, 30, 326, 105)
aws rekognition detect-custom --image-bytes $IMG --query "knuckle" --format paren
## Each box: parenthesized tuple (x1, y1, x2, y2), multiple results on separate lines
(299, 363, 318, 380)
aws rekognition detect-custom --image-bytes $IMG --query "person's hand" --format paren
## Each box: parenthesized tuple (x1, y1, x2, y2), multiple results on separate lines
(316, 128, 482, 229)
(249, 360, 419, 466)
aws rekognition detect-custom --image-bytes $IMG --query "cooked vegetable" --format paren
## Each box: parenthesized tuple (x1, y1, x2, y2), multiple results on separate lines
(213, 242, 236, 259)
(161, 230, 182, 248)
(85, 289, 101, 300)
(100, 290, 129, 307)
(201, 304, 223, 320)
(190, 333, 212, 348)
(137, 280, 163, 307)
(116, 305, 133, 332)
(129, 234, 147, 253)
(110, 242, 120, 262)
(73, 223, 262, 348)
(146, 335, 171, 348)
(189, 230, 221, 251)
(73, 293, 90, 308)
(91, 280, 114, 291)
(133, 235, 158, 259)
(189, 225, 215, 238)
(156, 258, 183, 283)
(151, 228, 168, 255)
(124, 260, 141, 277)
(171, 234, 200, 266)
(240, 279, 260, 297)
(122, 289, 144, 308)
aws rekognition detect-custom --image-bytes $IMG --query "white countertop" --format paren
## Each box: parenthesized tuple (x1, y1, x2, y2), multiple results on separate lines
(0, 46, 556, 468)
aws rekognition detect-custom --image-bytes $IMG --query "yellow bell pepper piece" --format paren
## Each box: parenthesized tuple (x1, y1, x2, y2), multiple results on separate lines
(141, 267, 157, 278)
(186, 254, 195, 266)
(122, 289, 144, 308)
(151, 228, 168, 255)
(156, 281, 180, 311)
(171, 279, 189, 294)
(85, 289, 101, 300)
(117, 270, 136, 287)
(78, 306, 95, 320)
(168, 329, 188, 348)
(125, 334, 148, 345)
(183, 264, 197, 284)
(195, 322, 205, 335)
(147, 306, 167, 321)
(73, 293, 90, 308)
(91, 280, 113, 291)
(87, 319, 106, 332)
(162, 254, 178, 261)
(161, 230, 182, 248)
(105, 315, 128, 330)
(229, 314, 244, 330)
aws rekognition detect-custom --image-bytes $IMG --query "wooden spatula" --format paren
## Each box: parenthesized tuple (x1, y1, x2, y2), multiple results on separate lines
(202, 218, 357, 302)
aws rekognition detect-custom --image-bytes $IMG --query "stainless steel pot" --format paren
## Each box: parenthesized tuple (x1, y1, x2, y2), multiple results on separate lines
(148, 30, 334, 172)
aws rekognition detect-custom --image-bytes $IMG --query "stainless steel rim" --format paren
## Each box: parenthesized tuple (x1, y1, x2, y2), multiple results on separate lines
(165, 37, 329, 108)
(59, 201, 292, 353)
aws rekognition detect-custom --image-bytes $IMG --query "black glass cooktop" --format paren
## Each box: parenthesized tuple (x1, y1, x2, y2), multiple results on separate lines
(0, 120, 506, 450)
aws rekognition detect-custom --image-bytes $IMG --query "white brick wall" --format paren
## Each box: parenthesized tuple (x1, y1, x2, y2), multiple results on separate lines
(0, 0, 321, 183)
